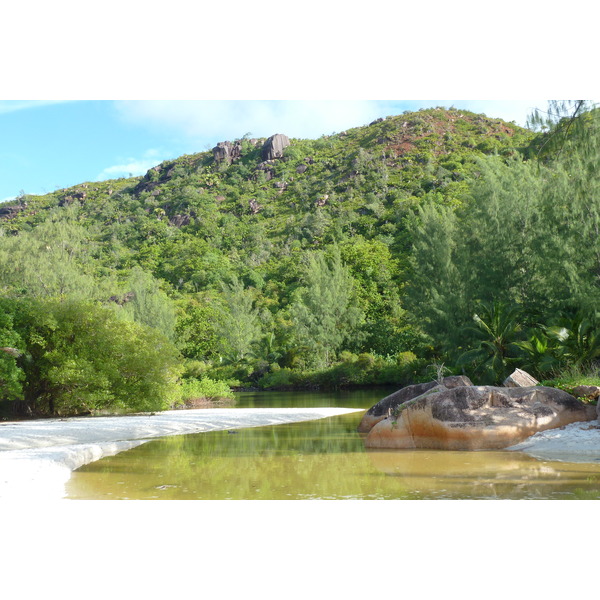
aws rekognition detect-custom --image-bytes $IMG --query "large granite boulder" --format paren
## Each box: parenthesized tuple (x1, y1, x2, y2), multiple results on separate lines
(357, 375, 473, 433)
(0, 202, 26, 220)
(364, 385, 597, 450)
(213, 140, 242, 164)
(261, 134, 290, 160)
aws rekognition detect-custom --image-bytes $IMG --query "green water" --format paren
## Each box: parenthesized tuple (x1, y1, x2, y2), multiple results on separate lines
(65, 389, 600, 500)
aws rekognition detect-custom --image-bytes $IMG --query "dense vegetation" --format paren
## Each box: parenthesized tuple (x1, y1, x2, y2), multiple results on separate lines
(2, 102, 599, 417)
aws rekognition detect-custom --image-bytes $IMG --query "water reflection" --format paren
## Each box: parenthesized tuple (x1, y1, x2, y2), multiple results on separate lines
(66, 390, 600, 500)
(366, 448, 600, 499)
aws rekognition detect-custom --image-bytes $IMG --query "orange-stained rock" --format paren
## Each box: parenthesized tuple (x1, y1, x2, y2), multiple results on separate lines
(357, 376, 473, 433)
(364, 385, 597, 450)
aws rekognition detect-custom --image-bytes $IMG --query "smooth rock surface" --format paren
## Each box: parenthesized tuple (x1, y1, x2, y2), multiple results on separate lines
(503, 368, 539, 388)
(357, 376, 473, 433)
(261, 133, 290, 160)
(572, 384, 600, 399)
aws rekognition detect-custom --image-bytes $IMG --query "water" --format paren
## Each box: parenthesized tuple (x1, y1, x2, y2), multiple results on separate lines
(65, 389, 600, 500)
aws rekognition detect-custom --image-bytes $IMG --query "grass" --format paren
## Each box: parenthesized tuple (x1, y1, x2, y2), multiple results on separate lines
(541, 364, 600, 404)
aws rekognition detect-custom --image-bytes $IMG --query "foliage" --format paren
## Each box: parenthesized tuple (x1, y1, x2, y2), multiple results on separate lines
(179, 377, 234, 403)
(289, 247, 363, 368)
(121, 266, 177, 341)
(5, 104, 600, 403)
(0, 298, 182, 415)
(541, 363, 600, 403)
(0, 208, 108, 300)
(0, 309, 25, 402)
(216, 277, 262, 363)
(256, 350, 427, 390)
(456, 301, 524, 384)
(408, 105, 600, 380)
(175, 294, 221, 360)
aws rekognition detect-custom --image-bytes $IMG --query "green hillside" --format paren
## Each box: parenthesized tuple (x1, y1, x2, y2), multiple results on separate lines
(3, 103, 599, 417)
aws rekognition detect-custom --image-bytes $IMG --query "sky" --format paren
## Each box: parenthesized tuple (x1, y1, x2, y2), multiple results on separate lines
(0, 99, 551, 202)
(2, 4, 597, 203)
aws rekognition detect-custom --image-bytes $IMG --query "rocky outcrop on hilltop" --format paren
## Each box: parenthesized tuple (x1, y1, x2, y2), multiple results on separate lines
(213, 140, 243, 165)
(261, 134, 290, 161)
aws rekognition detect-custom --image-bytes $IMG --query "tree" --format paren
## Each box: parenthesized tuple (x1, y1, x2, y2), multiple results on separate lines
(529, 106, 600, 316)
(290, 247, 363, 368)
(122, 266, 177, 341)
(456, 301, 524, 384)
(0, 307, 25, 402)
(0, 209, 103, 300)
(527, 100, 592, 160)
(1, 298, 182, 416)
(216, 278, 262, 363)
(408, 104, 600, 375)
(175, 292, 221, 360)
(406, 201, 467, 357)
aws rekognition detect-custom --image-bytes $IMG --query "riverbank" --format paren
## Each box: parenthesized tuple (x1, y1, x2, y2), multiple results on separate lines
(0, 406, 363, 500)
(508, 420, 600, 462)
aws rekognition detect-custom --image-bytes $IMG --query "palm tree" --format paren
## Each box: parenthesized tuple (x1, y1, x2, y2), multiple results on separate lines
(515, 328, 559, 377)
(546, 312, 600, 368)
(456, 301, 524, 384)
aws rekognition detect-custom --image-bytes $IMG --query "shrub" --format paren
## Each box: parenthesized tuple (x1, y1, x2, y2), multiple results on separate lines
(1, 297, 183, 416)
(257, 368, 304, 389)
(179, 377, 234, 403)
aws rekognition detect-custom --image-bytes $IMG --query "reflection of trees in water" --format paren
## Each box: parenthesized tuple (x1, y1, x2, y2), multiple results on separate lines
(175, 414, 365, 458)
(235, 389, 390, 410)
(71, 414, 400, 500)
(69, 409, 600, 500)
(366, 449, 600, 500)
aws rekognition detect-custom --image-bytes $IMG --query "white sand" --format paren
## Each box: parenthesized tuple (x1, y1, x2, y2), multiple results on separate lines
(0, 407, 363, 500)
(507, 420, 600, 463)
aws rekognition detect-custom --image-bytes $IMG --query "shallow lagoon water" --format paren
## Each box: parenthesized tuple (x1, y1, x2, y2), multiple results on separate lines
(65, 390, 600, 500)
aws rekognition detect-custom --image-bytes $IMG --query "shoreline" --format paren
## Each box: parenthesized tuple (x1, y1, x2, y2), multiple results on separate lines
(507, 420, 600, 463)
(0, 406, 363, 500)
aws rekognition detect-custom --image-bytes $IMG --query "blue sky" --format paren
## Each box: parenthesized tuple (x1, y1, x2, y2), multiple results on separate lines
(0, 99, 550, 202)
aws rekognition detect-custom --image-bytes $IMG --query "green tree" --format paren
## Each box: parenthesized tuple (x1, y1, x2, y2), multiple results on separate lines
(122, 267, 177, 341)
(0, 209, 103, 300)
(0, 306, 25, 402)
(528, 107, 600, 316)
(290, 247, 363, 368)
(175, 292, 221, 360)
(456, 301, 524, 384)
(216, 278, 262, 363)
(406, 201, 467, 357)
(2, 298, 182, 416)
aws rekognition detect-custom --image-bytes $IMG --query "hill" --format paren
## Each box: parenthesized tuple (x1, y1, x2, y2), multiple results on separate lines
(2, 106, 557, 415)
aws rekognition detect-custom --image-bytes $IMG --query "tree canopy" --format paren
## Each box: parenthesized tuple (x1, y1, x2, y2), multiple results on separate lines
(3, 103, 600, 415)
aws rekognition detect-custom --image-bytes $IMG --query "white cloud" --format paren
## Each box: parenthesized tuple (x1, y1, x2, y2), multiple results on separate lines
(0, 100, 74, 115)
(96, 149, 167, 181)
(443, 100, 550, 127)
(114, 100, 398, 144)
(113, 100, 559, 147)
